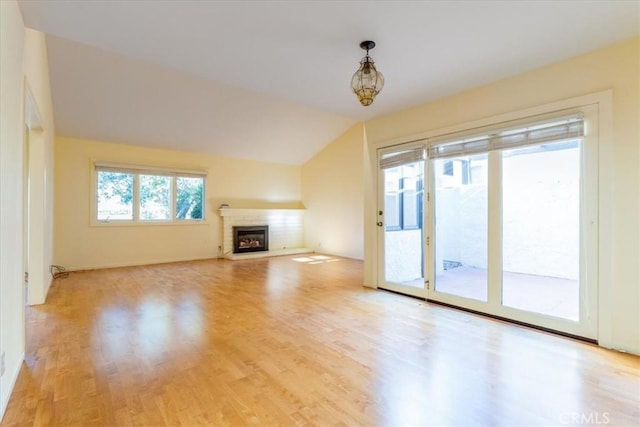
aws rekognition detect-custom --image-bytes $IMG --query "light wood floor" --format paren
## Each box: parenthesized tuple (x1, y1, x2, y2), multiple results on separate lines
(2, 255, 638, 426)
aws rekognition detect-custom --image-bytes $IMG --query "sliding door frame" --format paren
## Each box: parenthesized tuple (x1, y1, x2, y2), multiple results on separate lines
(368, 91, 612, 344)
(376, 141, 428, 299)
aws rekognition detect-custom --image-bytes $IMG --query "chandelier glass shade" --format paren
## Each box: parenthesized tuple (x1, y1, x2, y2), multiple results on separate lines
(351, 41, 384, 106)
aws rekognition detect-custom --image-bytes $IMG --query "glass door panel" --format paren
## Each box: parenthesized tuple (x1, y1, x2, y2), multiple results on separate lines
(433, 155, 488, 302)
(501, 141, 580, 321)
(378, 146, 425, 297)
(426, 108, 597, 339)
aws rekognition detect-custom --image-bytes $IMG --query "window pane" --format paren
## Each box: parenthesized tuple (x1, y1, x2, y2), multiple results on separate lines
(502, 141, 580, 320)
(140, 175, 171, 220)
(97, 171, 133, 220)
(434, 154, 488, 301)
(401, 165, 422, 229)
(443, 160, 454, 176)
(384, 159, 424, 286)
(384, 168, 401, 230)
(176, 177, 204, 220)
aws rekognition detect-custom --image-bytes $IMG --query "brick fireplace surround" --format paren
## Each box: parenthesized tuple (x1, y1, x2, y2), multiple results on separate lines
(218, 208, 312, 260)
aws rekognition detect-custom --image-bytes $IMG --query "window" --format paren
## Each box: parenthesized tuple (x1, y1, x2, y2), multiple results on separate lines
(139, 174, 171, 220)
(383, 164, 423, 231)
(428, 109, 596, 336)
(176, 177, 204, 220)
(97, 171, 134, 220)
(434, 153, 489, 302)
(95, 164, 205, 224)
(438, 159, 478, 187)
(443, 160, 454, 176)
(380, 148, 425, 232)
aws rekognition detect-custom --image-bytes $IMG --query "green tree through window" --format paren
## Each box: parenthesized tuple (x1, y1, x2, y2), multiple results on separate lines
(176, 177, 203, 219)
(96, 167, 205, 223)
(97, 171, 134, 220)
(140, 175, 171, 220)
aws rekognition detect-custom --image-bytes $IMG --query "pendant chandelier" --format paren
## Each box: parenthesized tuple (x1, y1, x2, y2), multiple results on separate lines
(351, 40, 384, 106)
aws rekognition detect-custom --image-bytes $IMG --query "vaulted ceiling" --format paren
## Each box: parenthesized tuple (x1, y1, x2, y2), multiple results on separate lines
(18, 0, 639, 165)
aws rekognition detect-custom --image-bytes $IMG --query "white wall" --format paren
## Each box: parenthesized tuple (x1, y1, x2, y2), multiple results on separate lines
(435, 184, 488, 273)
(385, 230, 422, 282)
(0, 0, 26, 418)
(502, 148, 580, 279)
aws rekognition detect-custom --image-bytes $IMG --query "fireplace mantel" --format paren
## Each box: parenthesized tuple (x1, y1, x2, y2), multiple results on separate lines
(218, 208, 306, 217)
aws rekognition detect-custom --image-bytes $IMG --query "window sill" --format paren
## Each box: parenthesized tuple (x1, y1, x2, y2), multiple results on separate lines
(90, 220, 209, 228)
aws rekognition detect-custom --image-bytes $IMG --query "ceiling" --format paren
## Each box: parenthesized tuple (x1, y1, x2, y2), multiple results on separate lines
(18, 1, 639, 165)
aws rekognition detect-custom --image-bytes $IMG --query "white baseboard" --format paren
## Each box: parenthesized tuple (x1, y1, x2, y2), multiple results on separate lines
(62, 255, 218, 272)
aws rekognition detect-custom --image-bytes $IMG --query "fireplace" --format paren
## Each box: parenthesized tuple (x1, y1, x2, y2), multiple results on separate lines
(233, 225, 269, 254)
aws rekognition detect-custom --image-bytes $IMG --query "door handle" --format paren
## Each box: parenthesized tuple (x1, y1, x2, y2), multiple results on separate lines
(377, 221, 383, 227)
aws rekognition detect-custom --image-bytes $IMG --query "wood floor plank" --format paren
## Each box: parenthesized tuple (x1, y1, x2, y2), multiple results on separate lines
(1, 255, 638, 426)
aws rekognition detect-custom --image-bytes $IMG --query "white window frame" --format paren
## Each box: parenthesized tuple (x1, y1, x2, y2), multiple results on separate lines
(90, 161, 207, 226)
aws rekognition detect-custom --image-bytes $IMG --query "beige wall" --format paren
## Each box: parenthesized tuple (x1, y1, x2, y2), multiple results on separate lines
(363, 37, 639, 354)
(0, 1, 55, 418)
(302, 124, 364, 260)
(54, 137, 302, 270)
(0, 1, 25, 417)
(23, 29, 56, 305)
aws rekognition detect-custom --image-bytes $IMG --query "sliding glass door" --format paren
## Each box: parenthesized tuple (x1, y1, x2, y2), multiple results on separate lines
(501, 141, 581, 321)
(427, 111, 597, 339)
(433, 154, 488, 302)
(377, 144, 426, 298)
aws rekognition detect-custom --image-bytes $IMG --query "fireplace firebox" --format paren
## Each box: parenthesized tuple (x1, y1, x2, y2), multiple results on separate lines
(233, 226, 269, 254)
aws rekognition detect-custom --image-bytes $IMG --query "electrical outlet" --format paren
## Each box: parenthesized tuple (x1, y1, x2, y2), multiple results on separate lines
(1, 351, 5, 377)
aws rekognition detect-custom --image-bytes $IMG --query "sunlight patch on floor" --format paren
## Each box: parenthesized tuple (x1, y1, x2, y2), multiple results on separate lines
(292, 255, 340, 264)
